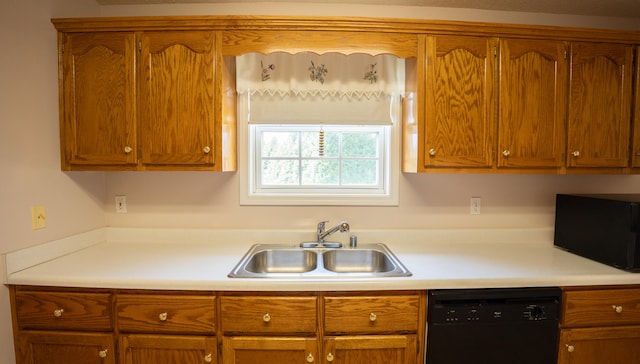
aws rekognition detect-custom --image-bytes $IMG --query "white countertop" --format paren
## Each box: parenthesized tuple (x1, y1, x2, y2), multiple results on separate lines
(4, 227, 640, 291)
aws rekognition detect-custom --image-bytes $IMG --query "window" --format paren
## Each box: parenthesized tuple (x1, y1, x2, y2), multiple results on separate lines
(237, 52, 403, 206)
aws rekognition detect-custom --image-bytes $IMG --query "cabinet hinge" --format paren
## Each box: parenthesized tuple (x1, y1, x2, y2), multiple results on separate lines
(564, 49, 567, 60)
(493, 46, 497, 57)
(61, 44, 65, 53)
(138, 41, 142, 52)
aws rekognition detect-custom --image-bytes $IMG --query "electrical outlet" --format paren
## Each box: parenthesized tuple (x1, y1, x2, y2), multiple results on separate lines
(31, 205, 46, 229)
(115, 195, 127, 213)
(470, 197, 481, 215)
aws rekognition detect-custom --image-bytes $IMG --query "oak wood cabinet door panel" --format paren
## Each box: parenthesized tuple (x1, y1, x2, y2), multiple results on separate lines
(61, 32, 137, 169)
(323, 335, 417, 364)
(17, 331, 115, 364)
(14, 291, 112, 331)
(498, 39, 567, 169)
(324, 295, 420, 334)
(138, 31, 217, 168)
(562, 288, 640, 327)
(631, 46, 640, 168)
(222, 336, 318, 364)
(567, 42, 633, 168)
(423, 35, 497, 168)
(120, 334, 217, 364)
(558, 326, 640, 364)
(220, 295, 317, 334)
(117, 294, 216, 334)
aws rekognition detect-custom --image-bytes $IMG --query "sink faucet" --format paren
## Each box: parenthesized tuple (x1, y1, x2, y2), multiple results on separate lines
(317, 220, 350, 243)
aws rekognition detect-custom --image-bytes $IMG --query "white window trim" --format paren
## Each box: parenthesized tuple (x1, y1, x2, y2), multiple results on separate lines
(238, 95, 400, 206)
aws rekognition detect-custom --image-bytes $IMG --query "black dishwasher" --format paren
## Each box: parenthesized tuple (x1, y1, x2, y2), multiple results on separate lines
(426, 287, 561, 364)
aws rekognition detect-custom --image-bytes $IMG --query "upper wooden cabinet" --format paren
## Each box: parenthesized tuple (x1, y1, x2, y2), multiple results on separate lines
(59, 30, 235, 171)
(61, 32, 137, 169)
(567, 42, 634, 170)
(498, 39, 567, 169)
(422, 35, 497, 169)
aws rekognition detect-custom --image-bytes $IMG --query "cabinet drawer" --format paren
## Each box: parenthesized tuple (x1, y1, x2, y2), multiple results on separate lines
(117, 294, 215, 334)
(562, 288, 640, 327)
(221, 296, 317, 334)
(324, 295, 419, 334)
(15, 291, 112, 331)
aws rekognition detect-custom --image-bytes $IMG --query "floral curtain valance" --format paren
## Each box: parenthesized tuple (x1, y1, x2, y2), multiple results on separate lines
(236, 52, 405, 99)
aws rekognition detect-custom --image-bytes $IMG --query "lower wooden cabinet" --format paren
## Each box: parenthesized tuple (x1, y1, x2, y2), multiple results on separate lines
(10, 287, 424, 364)
(222, 336, 318, 364)
(120, 334, 217, 364)
(324, 335, 417, 364)
(559, 286, 640, 364)
(17, 331, 116, 364)
(558, 326, 640, 364)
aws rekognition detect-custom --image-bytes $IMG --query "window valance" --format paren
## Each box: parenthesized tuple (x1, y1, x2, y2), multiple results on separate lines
(236, 52, 405, 125)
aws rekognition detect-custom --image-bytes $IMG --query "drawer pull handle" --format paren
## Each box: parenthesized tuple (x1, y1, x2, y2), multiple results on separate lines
(327, 352, 334, 362)
(566, 344, 575, 353)
(369, 312, 377, 322)
(571, 150, 580, 157)
(53, 308, 64, 318)
(263, 313, 271, 323)
(204, 353, 212, 363)
(613, 305, 623, 313)
(158, 312, 168, 321)
(98, 349, 108, 358)
(306, 353, 314, 362)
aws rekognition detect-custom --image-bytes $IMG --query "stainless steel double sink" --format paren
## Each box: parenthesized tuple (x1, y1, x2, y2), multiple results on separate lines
(228, 243, 411, 278)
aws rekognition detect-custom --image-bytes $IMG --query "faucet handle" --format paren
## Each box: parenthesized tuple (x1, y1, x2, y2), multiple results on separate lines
(317, 221, 328, 231)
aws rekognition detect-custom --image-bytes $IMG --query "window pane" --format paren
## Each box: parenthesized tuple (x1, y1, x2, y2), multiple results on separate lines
(261, 160, 299, 185)
(342, 132, 379, 158)
(342, 160, 378, 185)
(301, 131, 339, 157)
(262, 131, 299, 157)
(302, 159, 339, 185)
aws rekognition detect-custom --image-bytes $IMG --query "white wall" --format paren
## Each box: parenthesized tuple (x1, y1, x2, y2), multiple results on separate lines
(2, 1, 639, 363)
(0, 1, 102, 363)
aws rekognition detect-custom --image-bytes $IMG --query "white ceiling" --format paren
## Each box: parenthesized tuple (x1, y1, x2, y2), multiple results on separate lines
(96, 0, 640, 19)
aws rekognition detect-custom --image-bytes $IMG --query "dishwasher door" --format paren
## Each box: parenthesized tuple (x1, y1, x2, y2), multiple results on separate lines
(426, 287, 561, 364)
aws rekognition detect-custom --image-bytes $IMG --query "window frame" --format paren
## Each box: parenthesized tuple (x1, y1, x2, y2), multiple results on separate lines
(238, 95, 400, 206)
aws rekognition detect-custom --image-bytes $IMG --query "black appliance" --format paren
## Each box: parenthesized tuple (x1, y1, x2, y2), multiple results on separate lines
(554, 193, 640, 272)
(426, 287, 561, 364)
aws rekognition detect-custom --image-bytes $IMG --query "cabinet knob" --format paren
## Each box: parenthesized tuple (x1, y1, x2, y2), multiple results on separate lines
(53, 308, 64, 318)
(613, 305, 623, 313)
(204, 353, 212, 363)
(635, 152, 640, 157)
(158, 312, 168, 321)
(306, 353, 314, 363)
(566, 344, 575, 353)
(263, 313, 271, 323)
(98, 349, 108, 358)
(203, 146, 211, 154)
(326, 352, 334, 362)
(571, 150, 580, 157)
(369, 312, 377, 322)
(124, 146, 133, 154)
(429, 148, 436, 156)
(502, 149, 510, 157)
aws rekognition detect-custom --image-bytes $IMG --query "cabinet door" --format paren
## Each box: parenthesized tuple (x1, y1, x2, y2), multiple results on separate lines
(558, 326, 640, 364)
(498, 39, 567, 169)
(631, 46, 640, 168)
(120, 334, 216, 364)
(567, 42, 633, 168)
(138, 31, 217, 168)
(222, 336, 318, 364)
(61, 32, 137, 169)
(17, 332, 115, 364)
(423, 35, 497, 168)
(323, 335, 417, 364)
